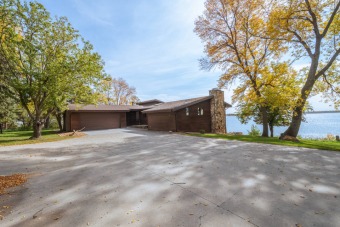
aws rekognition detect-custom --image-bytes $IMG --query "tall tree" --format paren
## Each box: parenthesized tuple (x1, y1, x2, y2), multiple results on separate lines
(195, 0, 285, 137)
(267, 0, 340, 138)
(103, 77, 139, 105)
(235, 62, 302, 137)
(0, 0, 105, 138)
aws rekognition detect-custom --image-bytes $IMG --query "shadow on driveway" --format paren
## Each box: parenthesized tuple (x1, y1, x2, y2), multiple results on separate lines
(0, 128, 339, 227)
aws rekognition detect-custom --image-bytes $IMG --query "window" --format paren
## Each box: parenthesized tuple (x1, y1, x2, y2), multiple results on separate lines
(185, 107, 189, 116)
(197, 108, 204, 116)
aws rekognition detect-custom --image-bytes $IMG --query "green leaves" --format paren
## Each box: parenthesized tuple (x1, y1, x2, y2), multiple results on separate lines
(0, 0, 105, 137)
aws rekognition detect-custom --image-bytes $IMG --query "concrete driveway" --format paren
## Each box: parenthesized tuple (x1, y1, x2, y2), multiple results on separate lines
(0, 128, 339, 227)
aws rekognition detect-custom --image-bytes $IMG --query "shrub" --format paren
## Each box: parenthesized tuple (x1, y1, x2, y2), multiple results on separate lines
(199, 129, 205, 134)
(248, 125, 261, 136)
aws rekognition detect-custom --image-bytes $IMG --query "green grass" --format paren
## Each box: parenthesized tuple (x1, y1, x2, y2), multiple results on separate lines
(188, 133, 340, 151)
(0, 129, 74, 146)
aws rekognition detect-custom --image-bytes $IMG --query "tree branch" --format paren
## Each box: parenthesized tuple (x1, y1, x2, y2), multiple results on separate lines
(316, 48, 340, 79)
(321, 1, 340, 37)
(322, 73, 340, 95)
(304, 0, 320, 36)
(287, 28, 313, 58)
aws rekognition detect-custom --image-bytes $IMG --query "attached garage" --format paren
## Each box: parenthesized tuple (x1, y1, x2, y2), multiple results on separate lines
(64, 104, 134, 131)
(70, 112, 121, 131)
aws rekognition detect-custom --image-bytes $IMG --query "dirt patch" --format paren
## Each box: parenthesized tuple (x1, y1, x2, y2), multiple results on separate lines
(0, 174, 28, 195)
(58, 132, 86, 137)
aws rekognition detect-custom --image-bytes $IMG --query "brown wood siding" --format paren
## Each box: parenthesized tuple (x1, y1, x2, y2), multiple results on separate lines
(147, 112, 176, 131)
(175, 99, 211, 133)
(70, 112, 121, 131)
(120, 112, 126, 128)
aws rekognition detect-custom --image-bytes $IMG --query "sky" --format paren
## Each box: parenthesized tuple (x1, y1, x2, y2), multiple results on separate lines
(38, 0, 334, 112)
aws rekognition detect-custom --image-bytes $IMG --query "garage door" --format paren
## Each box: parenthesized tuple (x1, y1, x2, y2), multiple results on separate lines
(70, 112, 121, 131)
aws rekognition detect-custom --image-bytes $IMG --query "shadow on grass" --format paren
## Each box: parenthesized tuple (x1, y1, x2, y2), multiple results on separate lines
(188, 134, 340, 152)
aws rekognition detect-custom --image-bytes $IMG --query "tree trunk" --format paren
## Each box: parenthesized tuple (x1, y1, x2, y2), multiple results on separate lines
(261, 106, 269, 137)
(269, 124, 274, 137)
(32, 120, 44, 139)
(55, 113, 63, 132)
(283, 79, 315, 138)
(0, 124, 3, 134)
(44, 116, 50, 129)
(44, 117, 50, 129)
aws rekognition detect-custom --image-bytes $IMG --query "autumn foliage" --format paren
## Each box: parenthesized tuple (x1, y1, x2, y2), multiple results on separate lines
(195, 0, 340, 138)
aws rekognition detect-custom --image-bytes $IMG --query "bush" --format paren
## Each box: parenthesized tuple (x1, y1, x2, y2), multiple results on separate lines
(199, 129, 205, 134)
(248, 125, 261, 136)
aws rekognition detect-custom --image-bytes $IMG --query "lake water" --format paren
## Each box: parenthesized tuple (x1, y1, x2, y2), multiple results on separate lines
(227, 112, 340, 138)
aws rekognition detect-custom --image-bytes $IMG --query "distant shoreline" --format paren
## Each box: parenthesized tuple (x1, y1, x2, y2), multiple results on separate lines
(227, 110, 340, 116)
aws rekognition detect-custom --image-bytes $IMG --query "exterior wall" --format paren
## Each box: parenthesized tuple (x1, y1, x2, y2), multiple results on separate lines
(147, 112, 176, 131)
(209, 89, 226, 134)
(175, 100, 212, 133)
(120, 112, 126, 128)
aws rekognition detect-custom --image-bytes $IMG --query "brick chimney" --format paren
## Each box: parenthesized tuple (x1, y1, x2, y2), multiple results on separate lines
(209, 88, 226, 134)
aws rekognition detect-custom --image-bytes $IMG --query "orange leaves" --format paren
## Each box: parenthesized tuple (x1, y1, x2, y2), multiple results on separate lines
(0, 174, 27, 194)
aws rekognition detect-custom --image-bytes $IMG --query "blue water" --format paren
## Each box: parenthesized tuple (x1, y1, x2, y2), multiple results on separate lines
(227, 113, 340, 138)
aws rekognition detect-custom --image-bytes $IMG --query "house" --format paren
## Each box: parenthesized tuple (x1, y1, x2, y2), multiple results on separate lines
(64, 89, 231, 133)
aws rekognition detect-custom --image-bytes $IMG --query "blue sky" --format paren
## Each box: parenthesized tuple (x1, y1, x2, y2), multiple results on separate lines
(39, 0, 333, 112)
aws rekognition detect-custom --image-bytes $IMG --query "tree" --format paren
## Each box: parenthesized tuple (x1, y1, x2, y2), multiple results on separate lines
(195, 0, 286, 137)
(103, 77, 139, 105)
(0, 86, 17, 133)
(0, 0, 105, 138)
(236, 62, 302, 137)
(267, 0, 340, 138)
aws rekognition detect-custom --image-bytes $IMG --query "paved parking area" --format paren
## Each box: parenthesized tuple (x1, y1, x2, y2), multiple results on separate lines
(0, 128, 339, 227)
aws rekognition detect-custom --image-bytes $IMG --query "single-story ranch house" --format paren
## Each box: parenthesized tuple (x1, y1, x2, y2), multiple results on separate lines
(64, 89, 231, 134)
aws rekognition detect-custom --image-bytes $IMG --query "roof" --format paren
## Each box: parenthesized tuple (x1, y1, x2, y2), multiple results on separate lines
(67, 97, 232, 113)
(136, 99, 164, 105)
(142, 96, 213, 113)
(67, 104, 145, 112)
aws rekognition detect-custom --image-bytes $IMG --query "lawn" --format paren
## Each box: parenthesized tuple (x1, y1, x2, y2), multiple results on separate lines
(0, 129, 74, 146)
(188, 133, 340, 151)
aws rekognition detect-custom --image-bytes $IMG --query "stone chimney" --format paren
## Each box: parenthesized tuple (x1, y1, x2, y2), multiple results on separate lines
(209, 88, 226, 134)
